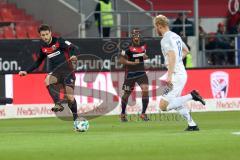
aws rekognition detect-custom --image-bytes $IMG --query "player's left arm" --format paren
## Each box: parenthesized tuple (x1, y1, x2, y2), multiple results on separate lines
(119, 50, 139, 65)
(143, 54, 148, 60)
(182, 41, 190, 59)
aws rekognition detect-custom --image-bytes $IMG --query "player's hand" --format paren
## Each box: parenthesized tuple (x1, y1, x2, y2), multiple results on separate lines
(133, 61, 140, 65)
(19, 71, 27, 76)
(143, 54, 148, 60)
(166, 74, 173, 87)
(70, 55, 77, 62)
(133, 59, 140, 65)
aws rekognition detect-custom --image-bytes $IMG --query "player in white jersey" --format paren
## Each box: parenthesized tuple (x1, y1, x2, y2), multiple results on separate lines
(153, 15, 205, 131)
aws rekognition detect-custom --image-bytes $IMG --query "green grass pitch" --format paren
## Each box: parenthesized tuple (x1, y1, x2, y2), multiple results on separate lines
(0, 111, 240, 160)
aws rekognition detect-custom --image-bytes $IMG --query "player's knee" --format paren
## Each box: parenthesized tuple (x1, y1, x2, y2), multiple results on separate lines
(141, 85, 148, 91)
(121, 94, 129, 101)
(45, 78, 50, 86)
(159, 99, 168, 111)
(140, 84, 148, 96)
(142, 90, 149, 97)
(122, 92, 131, 102)
(66, 95, 75, 102)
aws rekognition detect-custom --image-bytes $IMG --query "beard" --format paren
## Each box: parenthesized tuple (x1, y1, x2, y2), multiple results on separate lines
(43, 37, 52, 44)
(133, 39, 140, 46)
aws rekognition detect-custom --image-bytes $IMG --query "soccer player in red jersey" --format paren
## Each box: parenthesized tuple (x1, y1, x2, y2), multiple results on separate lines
(19, 24, 79, 129)
(119, 29, 149, 122)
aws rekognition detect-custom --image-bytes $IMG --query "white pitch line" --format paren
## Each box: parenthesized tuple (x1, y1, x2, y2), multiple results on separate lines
(232, 132, 240, 135)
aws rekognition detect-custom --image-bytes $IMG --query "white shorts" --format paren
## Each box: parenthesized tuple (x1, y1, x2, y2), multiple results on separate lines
(160, 72, 187, 101)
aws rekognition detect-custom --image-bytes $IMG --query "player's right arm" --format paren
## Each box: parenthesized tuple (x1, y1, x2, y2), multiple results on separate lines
(166, 50, 176, 84)
(162, 38, 176, 85)
(119, 50, 139, 65)
(19, 51, 46, 76)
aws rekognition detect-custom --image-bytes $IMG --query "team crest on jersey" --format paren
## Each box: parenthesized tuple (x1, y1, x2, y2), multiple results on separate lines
(52, 45, 57, 51)
(210, 71, 229, 98)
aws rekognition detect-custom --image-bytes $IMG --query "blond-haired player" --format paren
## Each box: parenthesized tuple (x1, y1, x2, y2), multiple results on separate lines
(153, 15, 205, 131)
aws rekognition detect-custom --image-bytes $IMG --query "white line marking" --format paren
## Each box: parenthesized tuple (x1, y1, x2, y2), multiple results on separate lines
(232, 132, 240, 135)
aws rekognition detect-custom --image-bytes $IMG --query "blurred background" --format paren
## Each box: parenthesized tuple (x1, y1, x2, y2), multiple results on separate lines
(1, 0, 240, 67)
(1, 0, 240, 118)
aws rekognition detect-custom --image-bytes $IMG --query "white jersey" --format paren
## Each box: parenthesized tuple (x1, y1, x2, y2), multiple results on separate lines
(161, 31, 187, 74)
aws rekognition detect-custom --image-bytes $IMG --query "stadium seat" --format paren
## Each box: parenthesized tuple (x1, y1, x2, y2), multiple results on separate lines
(0, 26, 3, 39)
(15, 25, 28, 39)
(0, 33, 4, 39)
(0, 2, 60, 39)
(3, 26, 15, 39)
(12, 9, 27, 22)
(0, 0, 7, 4)
(14, 14, 27, 22)
(0, 8, 15, 22)
(27, 25, 39, 39)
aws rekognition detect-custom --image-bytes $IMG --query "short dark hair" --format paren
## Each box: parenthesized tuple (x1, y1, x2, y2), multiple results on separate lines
(38, 24, 51, 33)
(132, 28, 140, 33)
(131, 28, 141, 37)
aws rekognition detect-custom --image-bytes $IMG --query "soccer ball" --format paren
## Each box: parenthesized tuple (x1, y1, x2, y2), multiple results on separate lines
(75, 119, 89, 132)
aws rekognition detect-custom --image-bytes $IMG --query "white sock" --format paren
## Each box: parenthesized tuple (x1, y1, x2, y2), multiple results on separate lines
(166, 94, 192, 111)
(176, 106, 196, 126)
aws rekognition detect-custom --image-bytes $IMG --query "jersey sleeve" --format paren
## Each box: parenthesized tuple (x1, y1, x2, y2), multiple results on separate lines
(120, 50, 126, 56)
(119, 49, 128, 59)
(162, 38, 175, 53)
(59, 37, 79, 56)
(182, 40, 188, 50)
(26, 50, 46, 73)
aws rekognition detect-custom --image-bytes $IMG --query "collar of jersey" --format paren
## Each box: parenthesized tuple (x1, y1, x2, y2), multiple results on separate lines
(163, 31, 171, 37)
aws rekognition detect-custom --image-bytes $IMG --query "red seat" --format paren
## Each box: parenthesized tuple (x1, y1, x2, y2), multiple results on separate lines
(0, 0, 7, 4)
(0, 2, 60, 39)
(11, 9, 26, 22)
(0, 31, 4, 39)
(15, 25, 28, 39)
(15, 22, 26, 27)
(14, 14, 27, 21)
(0, 8, 15, 22)
(27, 25, 39, 39)
(23, 15, 34, 22)
(3, 26, 15, 39)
